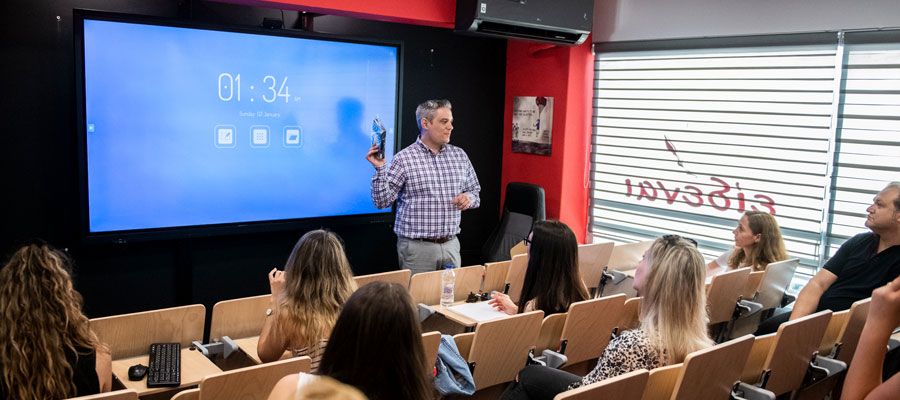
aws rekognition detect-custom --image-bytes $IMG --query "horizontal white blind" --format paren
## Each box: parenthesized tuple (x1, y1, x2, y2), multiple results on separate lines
(825, 43, 900, 257)
(591, 46, 839, 279)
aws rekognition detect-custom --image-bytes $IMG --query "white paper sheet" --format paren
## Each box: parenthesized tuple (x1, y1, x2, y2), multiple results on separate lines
(446, 301, 509, 322)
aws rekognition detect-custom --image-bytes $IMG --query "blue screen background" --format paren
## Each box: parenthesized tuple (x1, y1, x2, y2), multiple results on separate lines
(83, 19, 397, 232)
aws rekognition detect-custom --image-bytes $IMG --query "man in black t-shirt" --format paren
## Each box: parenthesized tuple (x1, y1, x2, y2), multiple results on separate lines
(758, 182, 900, 334)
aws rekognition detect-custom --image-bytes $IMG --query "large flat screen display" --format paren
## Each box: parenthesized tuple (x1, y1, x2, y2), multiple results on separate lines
(76, 13, 399, 237)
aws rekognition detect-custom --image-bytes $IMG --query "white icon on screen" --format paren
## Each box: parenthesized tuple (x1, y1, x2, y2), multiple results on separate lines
(250, 125, 270, 148)
(253, 129, 267, 144)
(284, 126, 302, 147)
(218, 128, 234, 144)
(214, 125, 236, 148)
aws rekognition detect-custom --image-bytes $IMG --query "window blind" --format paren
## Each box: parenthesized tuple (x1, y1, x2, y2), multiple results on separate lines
(590, 45, 840, 280)
(824, 43, 900, 259)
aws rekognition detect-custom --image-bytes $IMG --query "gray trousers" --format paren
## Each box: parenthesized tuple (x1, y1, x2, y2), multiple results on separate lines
(397, 236, 461, 275)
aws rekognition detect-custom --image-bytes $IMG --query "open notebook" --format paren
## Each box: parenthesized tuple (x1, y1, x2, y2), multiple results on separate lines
(446, 301, 509, 322)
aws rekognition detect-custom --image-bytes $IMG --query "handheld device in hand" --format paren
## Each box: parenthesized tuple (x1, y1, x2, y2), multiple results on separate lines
(372, 117, 387, 160)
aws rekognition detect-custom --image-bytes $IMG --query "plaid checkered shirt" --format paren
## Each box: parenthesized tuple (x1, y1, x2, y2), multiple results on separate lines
(371, 137, 481, 239)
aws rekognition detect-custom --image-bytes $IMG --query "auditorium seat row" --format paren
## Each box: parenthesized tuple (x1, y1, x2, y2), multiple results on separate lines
(72, 240, 872, 399)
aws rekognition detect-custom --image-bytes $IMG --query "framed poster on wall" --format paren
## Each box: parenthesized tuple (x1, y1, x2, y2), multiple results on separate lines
(512, 96, 552, 156)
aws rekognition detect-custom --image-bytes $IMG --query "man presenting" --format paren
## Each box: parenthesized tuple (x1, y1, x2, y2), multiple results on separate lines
(758, 182, 900, 333)
(367, 99, 481, 275)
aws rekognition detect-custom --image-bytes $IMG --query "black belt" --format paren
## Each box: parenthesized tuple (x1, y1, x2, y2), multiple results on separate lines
(415, 236, 453, 244)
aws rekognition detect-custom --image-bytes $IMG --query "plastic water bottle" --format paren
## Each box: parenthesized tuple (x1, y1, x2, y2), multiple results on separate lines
(441, 264, 455, 308)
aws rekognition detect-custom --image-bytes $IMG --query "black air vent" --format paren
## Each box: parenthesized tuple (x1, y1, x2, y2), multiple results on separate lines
(476, 21, 583, 44)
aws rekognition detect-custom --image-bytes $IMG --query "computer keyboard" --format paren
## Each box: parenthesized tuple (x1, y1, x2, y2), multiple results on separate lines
(147, 342, 181, 387)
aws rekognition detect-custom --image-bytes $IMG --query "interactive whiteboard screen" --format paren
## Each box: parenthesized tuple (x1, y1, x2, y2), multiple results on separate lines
(79, 16, 398, 234)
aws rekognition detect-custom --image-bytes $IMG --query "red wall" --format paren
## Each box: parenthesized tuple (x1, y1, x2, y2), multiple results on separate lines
(501, 40, 594, 242)
(219, 0, 456, 28)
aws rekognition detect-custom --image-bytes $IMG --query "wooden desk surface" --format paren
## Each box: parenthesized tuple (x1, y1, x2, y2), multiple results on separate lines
(111, 348, 221, 396)
(435, 303, 479, 327)
(233, 336, 262, 364)
(435, 300, 513, 328)
(231, 336, 296, 364)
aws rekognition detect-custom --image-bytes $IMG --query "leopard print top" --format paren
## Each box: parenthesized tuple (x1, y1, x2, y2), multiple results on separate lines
(568, 329, 666, 389)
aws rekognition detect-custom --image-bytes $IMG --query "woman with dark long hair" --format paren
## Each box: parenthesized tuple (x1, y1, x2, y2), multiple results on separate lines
(267, 282, 434, 400)
(489, 220, 589, 315)
(0, 243, 112, 399)
(258, 229, 357, 371)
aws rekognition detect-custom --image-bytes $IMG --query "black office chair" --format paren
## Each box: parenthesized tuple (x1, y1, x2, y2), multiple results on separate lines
(481, 182, 546, 262)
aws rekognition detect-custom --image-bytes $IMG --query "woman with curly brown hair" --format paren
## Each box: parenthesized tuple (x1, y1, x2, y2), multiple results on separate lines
(258, 230, 358, 371)
(0, 242, 111, 399)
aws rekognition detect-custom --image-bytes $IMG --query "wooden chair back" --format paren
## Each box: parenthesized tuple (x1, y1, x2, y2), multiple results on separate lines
(619, 297, 642, 331)
(706, 267, 751, 325)
(670, 335, 754, 399)
(640, 363, 683, 400)
(554, 369, 649, 400)
(744, 310, 832, 397)
(483, 260, 511, 293)
(422, 331, 441, 371)
(510, 240, 528, 258)
(409, 265, 484, 305)
(825, 297, 871, 364)
(578, 242, 615, 290)
(608, 241, 654, 272)
(198, 357, 310, 400)
(560, 295, 626, 365)
(90, 304, 205, 359)
(536, 313, 568, 355)
(67, 389, 139, 400)
(506, 254, 529, 303)
(742, 271, 765, 300)
(209, 294, 269, 341)
(755, 258, 798, 310)
(465, 310, 543, 390)
(353, 269, 412, 289)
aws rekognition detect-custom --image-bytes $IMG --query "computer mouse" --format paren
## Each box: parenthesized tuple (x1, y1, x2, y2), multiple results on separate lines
(127, 363, 148, 381)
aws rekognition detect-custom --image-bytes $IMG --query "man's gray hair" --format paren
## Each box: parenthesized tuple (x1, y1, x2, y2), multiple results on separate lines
(415, 99, 452, 132)
(886, 181, 900, 211)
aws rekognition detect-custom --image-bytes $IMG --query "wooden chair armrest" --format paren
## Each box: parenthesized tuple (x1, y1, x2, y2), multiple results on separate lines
(641, 363, 682, 400)
(453, 332, 476, 360)
(536, 313, 567, 354)
(741, 333, 776, 384)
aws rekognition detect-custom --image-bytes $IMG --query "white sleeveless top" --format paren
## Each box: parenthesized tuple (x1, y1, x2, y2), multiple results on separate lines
(294, 373, 318, 400)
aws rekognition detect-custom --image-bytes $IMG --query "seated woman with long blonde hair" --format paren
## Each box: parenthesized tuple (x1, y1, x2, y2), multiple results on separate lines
(258, 230, 357, 371)
(707, 211, 788, 276)
(500, 235, 714, 400)
(0, 242, 112, 399)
